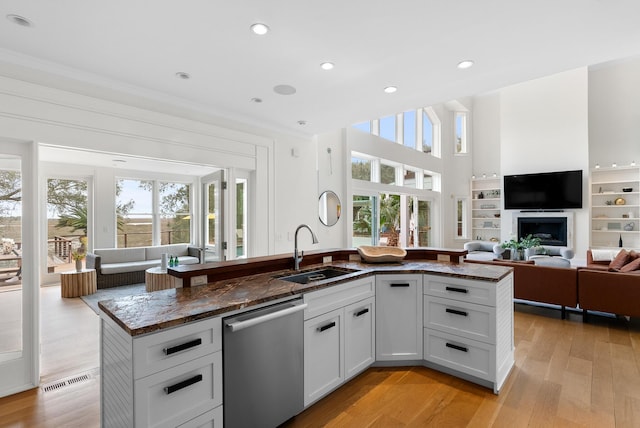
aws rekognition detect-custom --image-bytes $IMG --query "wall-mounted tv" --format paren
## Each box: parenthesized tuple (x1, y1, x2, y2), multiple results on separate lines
(503, 170, 583, 210)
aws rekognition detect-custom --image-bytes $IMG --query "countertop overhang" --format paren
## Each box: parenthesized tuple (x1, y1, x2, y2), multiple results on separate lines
(98, 254, 512, 337)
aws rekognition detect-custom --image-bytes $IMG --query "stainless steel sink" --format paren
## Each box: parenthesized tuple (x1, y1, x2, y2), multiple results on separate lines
(277, 267, 358, 284)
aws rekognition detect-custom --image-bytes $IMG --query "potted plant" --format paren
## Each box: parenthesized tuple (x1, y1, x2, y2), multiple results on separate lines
(501, 238, 523, 260)
(71, 251, 85, 272)
(519, 234, 542, 260)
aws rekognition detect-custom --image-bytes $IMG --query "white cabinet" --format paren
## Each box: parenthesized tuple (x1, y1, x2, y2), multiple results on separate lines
(101, 314, 223, 428)
(471, 177, 501, 242)
(590, 166, 640, 249)
(375, 274, 423, 361)
(303, 277, 375, 406)
(423, 273, 514, 394)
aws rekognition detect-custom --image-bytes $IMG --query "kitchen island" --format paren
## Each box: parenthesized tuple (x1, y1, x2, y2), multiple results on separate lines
(99, 248, 514, 427)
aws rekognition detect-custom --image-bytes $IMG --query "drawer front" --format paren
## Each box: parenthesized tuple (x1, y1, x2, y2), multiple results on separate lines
(135, 352, 223, 428)
(424, 295, 496, 344)
(424, 328, 494, 382)
(133, 317, 221, 379)
(304, 277, 374, 320)
(423, 274, 496, 307)
(176, 405, 223, 428)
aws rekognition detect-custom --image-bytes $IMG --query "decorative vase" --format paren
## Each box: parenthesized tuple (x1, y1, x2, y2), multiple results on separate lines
(75, 259, 83, 272)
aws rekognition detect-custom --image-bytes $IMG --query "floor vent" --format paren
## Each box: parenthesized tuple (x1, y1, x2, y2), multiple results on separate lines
(41, 368, 99, 393)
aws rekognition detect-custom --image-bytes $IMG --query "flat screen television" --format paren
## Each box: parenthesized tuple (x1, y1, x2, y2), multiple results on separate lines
(503, 170, 583, 210)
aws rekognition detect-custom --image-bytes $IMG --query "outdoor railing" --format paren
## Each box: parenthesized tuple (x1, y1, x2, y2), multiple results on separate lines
(50, 236, 73, 263)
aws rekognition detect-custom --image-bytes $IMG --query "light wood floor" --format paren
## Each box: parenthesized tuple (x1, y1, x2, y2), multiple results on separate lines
(1, 292, 639, 427)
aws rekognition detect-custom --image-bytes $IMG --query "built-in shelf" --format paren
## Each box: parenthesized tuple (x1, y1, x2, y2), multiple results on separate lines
(470, 177, 501, 242)
(590, 166, 640, 249)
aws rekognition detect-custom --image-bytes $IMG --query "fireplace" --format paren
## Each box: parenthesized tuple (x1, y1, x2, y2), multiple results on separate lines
(517, 217, 568, 247)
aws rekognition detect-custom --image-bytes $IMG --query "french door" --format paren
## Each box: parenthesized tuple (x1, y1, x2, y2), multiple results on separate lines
(0, 141, 38, 397)
(201, 170, 225, 262)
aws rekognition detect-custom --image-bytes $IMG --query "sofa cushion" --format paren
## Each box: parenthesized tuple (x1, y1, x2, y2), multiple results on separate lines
(145, 244, 189, 260)
(95, 247, 146, 264)
(591, 248, 619, 262)
(620, 257, 640, 273)
(609, 249, 630, 271)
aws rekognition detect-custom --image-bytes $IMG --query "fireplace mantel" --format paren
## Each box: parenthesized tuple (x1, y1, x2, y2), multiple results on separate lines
(512, 212, 574, 249)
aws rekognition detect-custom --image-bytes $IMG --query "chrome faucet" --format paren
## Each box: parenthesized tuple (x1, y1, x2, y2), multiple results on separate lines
(294, 224, 319, 270)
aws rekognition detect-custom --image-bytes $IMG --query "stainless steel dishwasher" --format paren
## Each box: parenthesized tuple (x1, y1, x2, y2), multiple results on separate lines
(223, 297, 307, 428)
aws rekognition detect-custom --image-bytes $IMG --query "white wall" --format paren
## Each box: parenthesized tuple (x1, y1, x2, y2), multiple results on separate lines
(588, 57, 640, 168)
(473, 68, 591, 262)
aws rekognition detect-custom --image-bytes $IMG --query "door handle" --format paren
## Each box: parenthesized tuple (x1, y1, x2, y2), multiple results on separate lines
(445, 308, 468, 317)
(354, 308, 369, 317)
(445, 286, 468, 294)
(163, 338, 202, 355)
(164, 374, 203, 395)
(226, 302, 308, 332)
(445, 343, 468, 353)
(318, 321, 336, 332)
(390, 283, 410, 287)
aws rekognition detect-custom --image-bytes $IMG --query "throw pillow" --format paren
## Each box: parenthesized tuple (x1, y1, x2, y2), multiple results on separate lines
(629, 250, 639, 260)
(609, 249, 629, 271)
(620, 257, 640, 273)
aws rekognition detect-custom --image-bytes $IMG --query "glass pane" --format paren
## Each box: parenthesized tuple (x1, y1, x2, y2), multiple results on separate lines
(116, 179, 153, 248)
(352, 195, 376, 247)
(403, 170, 416, 188)
(159, 182, 190, 244)
(423, 173, 433, 190)
(379, 116, 396, 142)
(379, 194, 400, 247)
(236, 179, 247, 258)
(47, 179, 88, 273)
(403, 111, 416, 149)
(352, 121, 371, 133)
(416, 200, 431, 246)
(0, 158, 22, 360)
(351, 157, 371, 181)
(455, 112, 467, 154)
(422, 110, 433, 154)
(380, 164, 396, 185)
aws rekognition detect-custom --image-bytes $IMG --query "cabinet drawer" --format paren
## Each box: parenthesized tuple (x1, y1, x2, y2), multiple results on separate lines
(424, 295, 495, 344)
(176, 405, 223, 428)
(304, 277, 374, 320)
(133, 317, 221, 379)
(424, 329, 494, 382)
(135, 352, 223, 428)
(423, 274, 495, 306)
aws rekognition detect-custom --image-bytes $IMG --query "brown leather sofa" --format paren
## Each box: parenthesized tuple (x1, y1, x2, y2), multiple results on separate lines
(577, 250, 640, 320)
(465, 259, 578, 319)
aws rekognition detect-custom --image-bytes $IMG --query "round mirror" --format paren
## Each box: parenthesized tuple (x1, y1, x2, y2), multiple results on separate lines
(319, 191, 341, 226)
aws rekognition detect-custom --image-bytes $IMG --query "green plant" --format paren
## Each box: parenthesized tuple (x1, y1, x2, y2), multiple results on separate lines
(501, 238, 522, 251)
(71, 250, 85, 261)
(519, 234, 542, 249)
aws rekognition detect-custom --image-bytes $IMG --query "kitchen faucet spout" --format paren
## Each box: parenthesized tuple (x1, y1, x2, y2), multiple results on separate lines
(294, 224, 318, 270)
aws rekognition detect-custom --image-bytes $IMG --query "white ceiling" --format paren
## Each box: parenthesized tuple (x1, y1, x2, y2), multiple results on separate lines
(2, 1, 640, 142)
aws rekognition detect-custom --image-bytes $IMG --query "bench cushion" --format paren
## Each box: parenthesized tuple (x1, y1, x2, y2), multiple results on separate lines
(145, 244, 190, 260)
(95, 247, 145, 264)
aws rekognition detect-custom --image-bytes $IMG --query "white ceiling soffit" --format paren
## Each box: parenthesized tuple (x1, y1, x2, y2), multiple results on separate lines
(39, 145, 219, 176)
(1, 0, 640, 138)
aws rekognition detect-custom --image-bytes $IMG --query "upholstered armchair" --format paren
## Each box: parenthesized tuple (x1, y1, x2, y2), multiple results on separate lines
(463, 241, 505, 261)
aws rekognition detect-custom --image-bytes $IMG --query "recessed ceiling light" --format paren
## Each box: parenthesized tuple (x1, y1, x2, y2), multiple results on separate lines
(320, 62, 334, 71)
(250, 23, 269, 35)
(6, 14, 33, 27)
(112, 159, 126, 163)
(175, 72, 191, 80)
(250, 97, 263, 103)
(273, 84, 296, 95)
(297, 120, 307, 126)
(384, 86, 397, 94)
(457, 60, 474, 69)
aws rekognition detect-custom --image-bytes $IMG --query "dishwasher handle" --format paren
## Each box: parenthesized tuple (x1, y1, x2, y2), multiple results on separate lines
(226, 302, 308, 332)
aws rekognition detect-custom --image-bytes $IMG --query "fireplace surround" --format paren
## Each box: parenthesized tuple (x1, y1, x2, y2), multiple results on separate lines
(512, 212, 574, 249)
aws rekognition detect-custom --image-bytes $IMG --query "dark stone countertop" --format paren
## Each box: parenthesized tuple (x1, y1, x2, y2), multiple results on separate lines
(98, 259, 512, 337)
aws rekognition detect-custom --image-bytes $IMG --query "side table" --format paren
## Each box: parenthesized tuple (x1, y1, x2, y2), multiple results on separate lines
(60, 269, 97, 298)
(145, 267, 179, 292)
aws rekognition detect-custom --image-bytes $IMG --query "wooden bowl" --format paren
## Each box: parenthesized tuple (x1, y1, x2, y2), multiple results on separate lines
(357, 246, 407, 263)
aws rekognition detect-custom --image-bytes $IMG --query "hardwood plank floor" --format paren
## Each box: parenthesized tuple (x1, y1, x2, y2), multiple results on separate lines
(1, 290, 639, 427)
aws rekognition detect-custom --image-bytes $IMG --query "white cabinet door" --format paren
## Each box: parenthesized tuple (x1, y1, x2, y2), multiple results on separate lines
(304, 308, 344, 406)
(375, 275, 423, 361)
(344, 297, 375, 380)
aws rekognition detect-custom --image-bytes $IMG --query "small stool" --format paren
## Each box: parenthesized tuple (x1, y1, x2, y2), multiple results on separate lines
(60, 269, 97, 297)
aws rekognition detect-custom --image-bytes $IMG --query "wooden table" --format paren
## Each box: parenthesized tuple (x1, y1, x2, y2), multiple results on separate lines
(60, 269, 97, 298)
(145, 267, 179, 292)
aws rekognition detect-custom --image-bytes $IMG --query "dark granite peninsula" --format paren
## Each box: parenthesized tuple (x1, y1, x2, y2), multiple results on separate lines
(99, 248, 514, 427)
